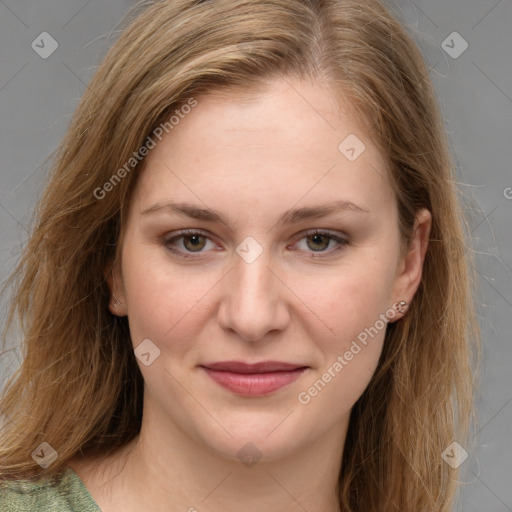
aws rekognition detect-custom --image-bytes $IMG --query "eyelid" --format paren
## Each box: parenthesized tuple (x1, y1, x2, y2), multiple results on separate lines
(291, 227, 348, 242)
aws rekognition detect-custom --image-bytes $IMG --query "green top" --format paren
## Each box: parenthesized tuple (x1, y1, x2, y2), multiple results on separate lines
(0, 467, 101, 511)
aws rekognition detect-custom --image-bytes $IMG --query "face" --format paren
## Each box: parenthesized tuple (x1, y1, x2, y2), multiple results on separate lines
(109, 77, 430, 463)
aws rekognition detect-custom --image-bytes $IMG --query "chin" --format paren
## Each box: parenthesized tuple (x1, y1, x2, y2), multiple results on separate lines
(194, 418, 308, 465)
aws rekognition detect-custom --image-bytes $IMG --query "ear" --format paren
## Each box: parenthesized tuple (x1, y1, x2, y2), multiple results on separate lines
(389, 208, 431, 321)
(104, 259, 128, 317)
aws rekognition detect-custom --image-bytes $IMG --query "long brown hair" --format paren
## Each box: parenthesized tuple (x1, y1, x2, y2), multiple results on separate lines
(0, 1, 480, 510)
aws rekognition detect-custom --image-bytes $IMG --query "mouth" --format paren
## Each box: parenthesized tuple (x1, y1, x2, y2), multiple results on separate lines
(199, 360, 309, 396)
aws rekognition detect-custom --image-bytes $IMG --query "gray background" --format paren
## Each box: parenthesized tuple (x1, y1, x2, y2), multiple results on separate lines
(0, 1, 511, 510)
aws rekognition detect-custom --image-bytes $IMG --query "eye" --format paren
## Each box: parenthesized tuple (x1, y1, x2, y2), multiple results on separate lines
(163, 229, 218, 258)
(291, 229, 349, 257)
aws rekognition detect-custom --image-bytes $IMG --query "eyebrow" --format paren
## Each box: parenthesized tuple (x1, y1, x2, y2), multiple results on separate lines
(140, 199, 370, 225)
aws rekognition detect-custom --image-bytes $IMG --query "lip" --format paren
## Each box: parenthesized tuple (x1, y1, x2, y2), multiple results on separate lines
(202, 360, 307, 373)
(200, 360, 309, 396)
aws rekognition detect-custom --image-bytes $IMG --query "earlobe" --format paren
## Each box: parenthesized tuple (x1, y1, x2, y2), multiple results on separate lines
(391, 208, 432, 320)
(392, 300, 409, 315)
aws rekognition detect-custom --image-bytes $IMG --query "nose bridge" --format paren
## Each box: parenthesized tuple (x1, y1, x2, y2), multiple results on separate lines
(217, 246, 289, 341)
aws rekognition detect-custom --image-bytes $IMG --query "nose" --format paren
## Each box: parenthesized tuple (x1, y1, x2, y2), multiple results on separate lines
(217, 248, 290, 342)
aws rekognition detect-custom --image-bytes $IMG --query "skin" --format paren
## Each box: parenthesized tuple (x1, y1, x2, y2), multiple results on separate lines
(68, 76, 431, 512)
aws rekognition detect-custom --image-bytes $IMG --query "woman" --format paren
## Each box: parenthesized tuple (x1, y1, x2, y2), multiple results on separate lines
(0, 0, 479, 510)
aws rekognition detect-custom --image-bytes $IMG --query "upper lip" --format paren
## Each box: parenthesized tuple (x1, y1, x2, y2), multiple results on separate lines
(200, 361, 308, 374)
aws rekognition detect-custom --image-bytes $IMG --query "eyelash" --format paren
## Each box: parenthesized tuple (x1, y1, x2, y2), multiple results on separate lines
(162, 229, 349, 259)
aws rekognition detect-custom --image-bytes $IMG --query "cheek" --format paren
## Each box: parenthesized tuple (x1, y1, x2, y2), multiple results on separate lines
(293, 263, 393, 346)
(120, 250, 217, 349)
(297, 301, 387, 417)
(292, 265, 391, 407)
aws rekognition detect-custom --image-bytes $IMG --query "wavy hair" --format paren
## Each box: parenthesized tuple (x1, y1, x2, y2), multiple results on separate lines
(0, 0, 479, 510)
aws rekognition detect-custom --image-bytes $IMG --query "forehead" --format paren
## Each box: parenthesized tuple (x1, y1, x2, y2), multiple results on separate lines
(131, 77, 393, 218)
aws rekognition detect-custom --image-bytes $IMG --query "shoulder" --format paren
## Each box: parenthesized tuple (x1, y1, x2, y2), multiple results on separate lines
(0, 467, 101, 512)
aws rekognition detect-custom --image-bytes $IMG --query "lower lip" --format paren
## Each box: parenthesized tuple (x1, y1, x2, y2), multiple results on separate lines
(201, 367, 307, 396)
